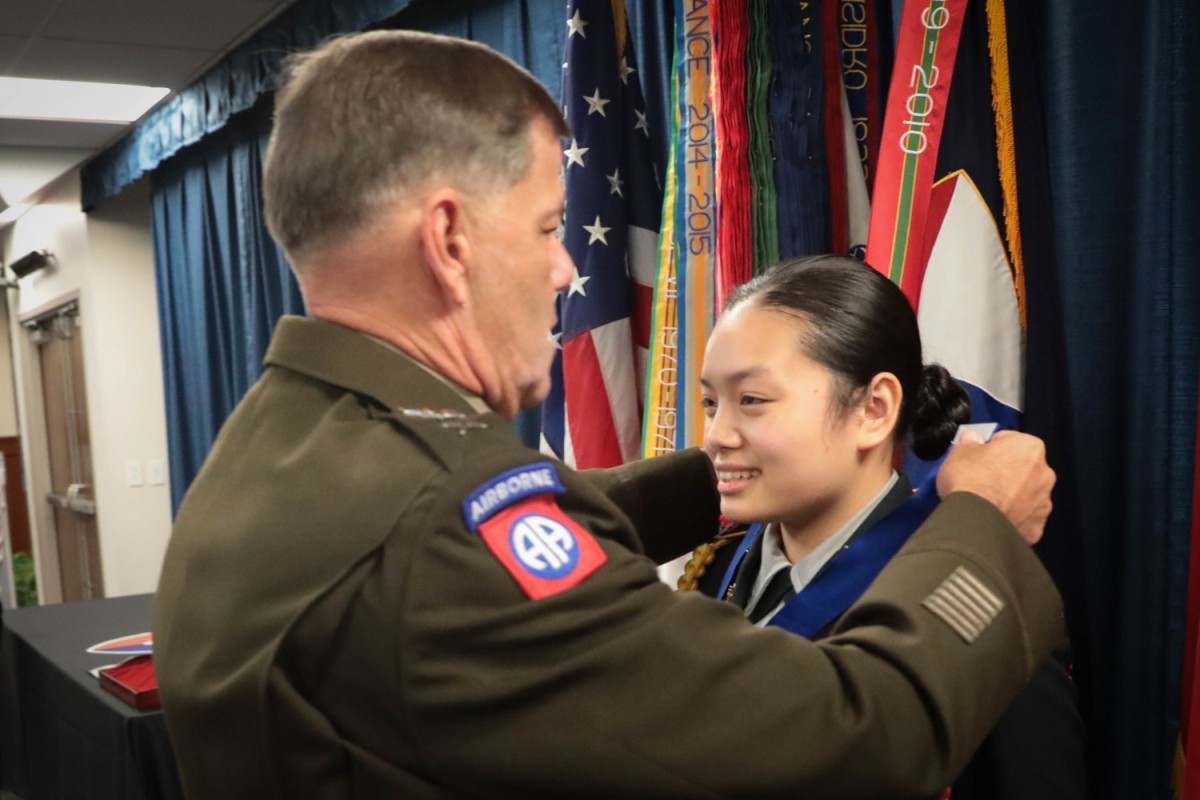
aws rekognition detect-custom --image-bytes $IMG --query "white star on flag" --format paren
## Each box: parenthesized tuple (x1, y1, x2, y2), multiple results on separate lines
(606, 168, 624, 197)
(584, 88, 611, 117)
(618, 57, 635, 84)
(566, 9, 589, 38)
(564, 138, 589, 168)
(634, 109, 650, 136)
(583, 216, 611, 245)
(542, 0, 664, 472)
(567, 268, 592, 296)
(550, 330, 563, 350)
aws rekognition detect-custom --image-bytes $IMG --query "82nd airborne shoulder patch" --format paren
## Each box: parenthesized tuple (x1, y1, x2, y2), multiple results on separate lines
(464, 463, 607, 600)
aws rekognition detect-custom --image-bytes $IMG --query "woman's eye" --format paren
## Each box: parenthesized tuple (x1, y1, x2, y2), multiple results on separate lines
(740, 395, 766, 406)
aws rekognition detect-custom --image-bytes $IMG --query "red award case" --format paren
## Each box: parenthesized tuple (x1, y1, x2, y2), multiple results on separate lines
(98, 655, 161, 711)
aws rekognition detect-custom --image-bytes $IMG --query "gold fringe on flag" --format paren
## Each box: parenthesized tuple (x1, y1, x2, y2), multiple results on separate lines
(986, 0, 1027, 332)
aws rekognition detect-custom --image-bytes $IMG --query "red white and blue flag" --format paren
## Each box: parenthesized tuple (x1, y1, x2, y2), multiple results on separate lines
(540, 0, 662, 469)
(866, 0, 1023, 485)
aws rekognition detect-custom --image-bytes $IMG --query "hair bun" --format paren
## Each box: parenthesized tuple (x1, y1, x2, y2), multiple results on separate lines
(910, 364, 971, 460)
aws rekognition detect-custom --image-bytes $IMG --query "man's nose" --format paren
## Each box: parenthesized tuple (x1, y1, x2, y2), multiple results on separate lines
(551, 240, 574, 291)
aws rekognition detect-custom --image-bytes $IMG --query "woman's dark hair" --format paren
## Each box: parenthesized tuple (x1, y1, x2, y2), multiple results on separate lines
(725, 254, 970, 460)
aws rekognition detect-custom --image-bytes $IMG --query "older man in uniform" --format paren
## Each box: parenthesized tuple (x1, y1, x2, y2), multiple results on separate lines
(153, 30, 1064, 799)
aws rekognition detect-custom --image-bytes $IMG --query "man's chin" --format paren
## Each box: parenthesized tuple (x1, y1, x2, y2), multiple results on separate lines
(519, 376, 552, 410)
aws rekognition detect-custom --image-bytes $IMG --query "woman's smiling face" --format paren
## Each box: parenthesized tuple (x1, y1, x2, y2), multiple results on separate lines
(700, 302, 866, 536)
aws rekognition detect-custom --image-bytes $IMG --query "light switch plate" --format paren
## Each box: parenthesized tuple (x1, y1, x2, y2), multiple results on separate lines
(126, 460, 144, 487)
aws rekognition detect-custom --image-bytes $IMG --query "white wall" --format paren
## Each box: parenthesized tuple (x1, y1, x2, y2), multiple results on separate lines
(2, 171, 171, 600)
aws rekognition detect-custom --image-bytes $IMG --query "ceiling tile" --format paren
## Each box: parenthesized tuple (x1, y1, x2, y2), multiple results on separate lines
(0, 35, 28, 73)
(0, 0, 297, 209)
(10, 38, 216, 89)
(0, 1, 55, 36)
(42, 0, 286, 50)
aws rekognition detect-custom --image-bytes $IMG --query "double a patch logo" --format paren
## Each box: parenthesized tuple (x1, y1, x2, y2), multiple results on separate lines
(466, 463, 607, 599)
(507, 511, 585, 579)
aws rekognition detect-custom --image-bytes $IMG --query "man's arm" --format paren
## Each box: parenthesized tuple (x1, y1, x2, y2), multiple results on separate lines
(581, 448, 720, 564)
(398, 447, 1064, 799)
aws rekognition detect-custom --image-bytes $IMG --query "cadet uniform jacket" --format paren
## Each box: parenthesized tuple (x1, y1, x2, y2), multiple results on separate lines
(697, 477, 1088, 800)
(154, 316, 1065, 800)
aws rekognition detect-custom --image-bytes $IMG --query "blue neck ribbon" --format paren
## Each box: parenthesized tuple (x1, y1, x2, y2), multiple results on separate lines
(717, 471, 941, 638)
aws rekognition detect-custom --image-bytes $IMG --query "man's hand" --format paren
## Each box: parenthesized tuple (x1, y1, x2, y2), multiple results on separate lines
(937, 430, 1056, 545)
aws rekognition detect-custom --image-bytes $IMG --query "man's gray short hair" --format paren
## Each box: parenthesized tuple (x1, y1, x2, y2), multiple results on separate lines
(264, 30, 568, 261)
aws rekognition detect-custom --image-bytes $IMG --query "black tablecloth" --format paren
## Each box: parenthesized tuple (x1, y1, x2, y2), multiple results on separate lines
(0, 594, 183, 800)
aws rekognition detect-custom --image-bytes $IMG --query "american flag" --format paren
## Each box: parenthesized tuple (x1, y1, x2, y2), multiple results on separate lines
(540, 0, 662, 468)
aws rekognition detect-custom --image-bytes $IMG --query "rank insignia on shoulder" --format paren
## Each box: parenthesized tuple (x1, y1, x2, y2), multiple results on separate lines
(396, 407, 488, 434)
(475, 493, 608, 600)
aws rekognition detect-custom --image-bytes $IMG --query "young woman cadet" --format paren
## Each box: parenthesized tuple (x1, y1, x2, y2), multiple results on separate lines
(685, 254, 1087, 800)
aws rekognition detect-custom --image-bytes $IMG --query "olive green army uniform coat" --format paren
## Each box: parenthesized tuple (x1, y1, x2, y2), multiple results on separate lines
(154, 316, 1064, 800)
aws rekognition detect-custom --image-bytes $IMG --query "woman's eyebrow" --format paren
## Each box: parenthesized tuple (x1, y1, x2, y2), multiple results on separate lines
(699, 365, 768, 388)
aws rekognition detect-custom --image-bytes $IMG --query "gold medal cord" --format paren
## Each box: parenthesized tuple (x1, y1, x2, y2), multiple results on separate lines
(676, 533, 741, 592)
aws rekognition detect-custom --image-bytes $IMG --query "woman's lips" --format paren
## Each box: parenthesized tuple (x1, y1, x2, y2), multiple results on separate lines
(715, 467, 760, 494)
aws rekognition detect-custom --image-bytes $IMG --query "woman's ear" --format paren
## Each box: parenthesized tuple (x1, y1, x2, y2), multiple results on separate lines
(857, 372, 902, 451)
(420, 188, 472, 306)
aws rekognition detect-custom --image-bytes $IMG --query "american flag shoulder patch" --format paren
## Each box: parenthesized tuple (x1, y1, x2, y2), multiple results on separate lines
(921, 566, 1004, 643)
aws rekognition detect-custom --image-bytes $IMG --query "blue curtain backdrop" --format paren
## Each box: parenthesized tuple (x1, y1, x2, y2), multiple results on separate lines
(1032, 1, 1200, 798)
(137, 0, 1200, 796)
(85, 0, 673, 211)
(82, 0, 422, 209)
(151, 108, 304, 513)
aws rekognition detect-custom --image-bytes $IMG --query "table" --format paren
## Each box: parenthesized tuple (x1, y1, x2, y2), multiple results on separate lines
(0, 594, 182, 800)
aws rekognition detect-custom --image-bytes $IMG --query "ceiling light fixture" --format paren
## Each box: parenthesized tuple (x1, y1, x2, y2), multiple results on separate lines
(0, 77, 169, 124)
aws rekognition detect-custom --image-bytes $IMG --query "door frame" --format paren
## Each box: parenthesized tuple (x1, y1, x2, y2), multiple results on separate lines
(14, 290, 89, 604)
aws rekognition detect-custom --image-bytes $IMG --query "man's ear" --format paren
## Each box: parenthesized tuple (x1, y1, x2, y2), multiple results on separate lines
(857, 372, 902, 451)
(420, 188, 472, 306)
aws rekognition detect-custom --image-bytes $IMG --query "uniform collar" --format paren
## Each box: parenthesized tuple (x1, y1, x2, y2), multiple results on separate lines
(731, 471, 914, 613)
(361, 332, 492, 414)
(753, 472, 902, 605)
(264, 316, 486, 415)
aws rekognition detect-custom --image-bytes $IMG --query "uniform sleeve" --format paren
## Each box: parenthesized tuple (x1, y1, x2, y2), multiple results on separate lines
(397, 463, 1065, 800)
(580, 448, 721, 564)
(949, 639, 1088, 800)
